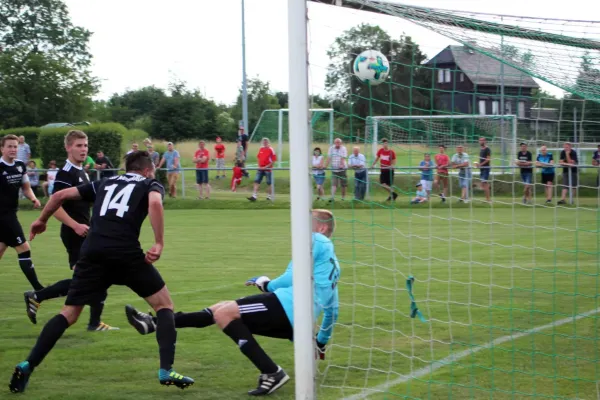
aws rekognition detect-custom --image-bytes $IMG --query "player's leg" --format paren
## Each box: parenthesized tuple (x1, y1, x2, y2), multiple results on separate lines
(124, 302, 227, 334)
(340, 171, 347, 200)
(14, 241, 44, 291)
(330, 173, 338, 201)
(195, 170, 203, 198)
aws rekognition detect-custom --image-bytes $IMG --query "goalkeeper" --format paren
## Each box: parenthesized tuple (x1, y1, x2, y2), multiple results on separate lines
(124, 209, 340, 396)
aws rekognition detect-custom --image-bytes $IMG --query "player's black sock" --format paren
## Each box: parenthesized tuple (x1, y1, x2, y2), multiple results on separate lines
(27, 314, 69, 368)
(222, 319, 278, 374)
(174, 308, 214, 328)
(88, 302, 104, 327)
(34, 279, 71, 302)
(18, 251, 44, 290)
(156, 308, 177, 371)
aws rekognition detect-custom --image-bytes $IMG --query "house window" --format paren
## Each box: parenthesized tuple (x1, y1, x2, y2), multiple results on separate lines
(505, 101, 512, 115)
(438, 69, 444, 83)
(460, 72, 464, 82)
(479, 100, 486, 115)
(444, 68, 451, 83)
(492, 100, 499, 115)
(518, 101, 525, 118)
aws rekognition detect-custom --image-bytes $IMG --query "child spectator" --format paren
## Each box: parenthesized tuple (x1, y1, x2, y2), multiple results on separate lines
(235, 139, 249, 178)
(231, 161, 244, 192)
(410, 183, 428, 204)
(214, 137, 226, 179)
(419, 153, 435, 199)
(42, 160, 58, 197)
(27, 160, 40, 197)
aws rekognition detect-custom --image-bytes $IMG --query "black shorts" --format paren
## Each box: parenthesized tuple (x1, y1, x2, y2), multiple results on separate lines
(0, 212, 26, 248)
(541, 173, 555, 184)
(236, 293, 293, 340)
(65, 250, 166, 306)
(380, 169, 394, 186)
(60, 225, 85, 269)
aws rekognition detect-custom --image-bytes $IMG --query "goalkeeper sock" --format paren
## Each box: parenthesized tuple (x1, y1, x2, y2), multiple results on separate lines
(223, 319, 278, 374)
(174, 308, 214, 328)
(34, 279, 71, 302)
(156, 308, 177, 371)
(18, 251, 44, 291)
(27, 314, 70, 367)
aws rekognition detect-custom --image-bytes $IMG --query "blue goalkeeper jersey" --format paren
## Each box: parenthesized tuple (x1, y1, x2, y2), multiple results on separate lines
(267, 232, 340, 345)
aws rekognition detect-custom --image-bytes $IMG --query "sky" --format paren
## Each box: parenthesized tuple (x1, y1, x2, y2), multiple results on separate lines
(64, 0, 600, 105)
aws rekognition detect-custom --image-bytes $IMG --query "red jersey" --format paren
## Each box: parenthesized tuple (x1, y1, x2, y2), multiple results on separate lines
(257, 146, 277, 169)
(232, 166, 243, 180)
(194, 148, 209, 168)
(435, 153, 450, 174)
(214, 143, 225, 159)
(376, 148, 396, 168)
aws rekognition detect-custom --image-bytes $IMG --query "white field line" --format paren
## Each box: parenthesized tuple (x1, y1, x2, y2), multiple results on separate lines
(343, 307, 600, 400)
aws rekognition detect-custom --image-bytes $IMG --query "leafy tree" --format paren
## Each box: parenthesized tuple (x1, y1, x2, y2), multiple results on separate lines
(215, 112, 236, 139)
(231, 78, 280, 132)
(107, 86, 167, 126)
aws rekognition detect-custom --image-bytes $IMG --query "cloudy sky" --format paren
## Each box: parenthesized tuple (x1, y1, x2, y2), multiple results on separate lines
(64, 0, 599, 105)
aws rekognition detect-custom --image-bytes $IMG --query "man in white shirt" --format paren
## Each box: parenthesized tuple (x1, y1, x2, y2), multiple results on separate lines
(348, 146, 367, 200)
(324, 138, 348, 202)
(451, 145, 471, 203)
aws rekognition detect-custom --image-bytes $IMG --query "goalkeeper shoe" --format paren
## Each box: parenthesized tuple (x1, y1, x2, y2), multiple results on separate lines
(87, 322, 119, 331)
(159, 369, 194, 389)
(9, 361, 32, 394)
(248, 367, 289, 396)
(24, 291, 40, 325)
(125, 305, 156, 335)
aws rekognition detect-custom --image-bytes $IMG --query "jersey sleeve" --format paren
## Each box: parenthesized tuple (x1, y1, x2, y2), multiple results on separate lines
(53, 170, 72, 193)
(148, 179, 165, 199)
(77, 181, 98, 203)
(266, 260, 293, 291)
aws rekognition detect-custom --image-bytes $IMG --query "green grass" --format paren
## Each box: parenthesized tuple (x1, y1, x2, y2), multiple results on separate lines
(1, 206, 599, 399)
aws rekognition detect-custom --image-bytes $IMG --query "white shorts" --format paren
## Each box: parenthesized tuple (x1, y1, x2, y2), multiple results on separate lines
(420, 180, 432, 191)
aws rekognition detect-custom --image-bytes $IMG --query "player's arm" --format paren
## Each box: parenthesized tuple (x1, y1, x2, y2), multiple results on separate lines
(371, 155, 380, 169)
(30, 186, 87, 240)
(316, 288, 339, 350)
(52, 175, 89, 235)
(146, 190, 164, 264)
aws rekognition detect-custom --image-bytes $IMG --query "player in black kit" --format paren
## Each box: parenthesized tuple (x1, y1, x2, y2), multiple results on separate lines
(0, 135, 44, 291)
(23, 131, 117, 331)
(9, 151, 193, 394)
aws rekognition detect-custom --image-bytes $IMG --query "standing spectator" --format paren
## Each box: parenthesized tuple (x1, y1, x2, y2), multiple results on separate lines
(147, 145, 160, 167)
(239, 127, 249, 157)
(451, 145, 471, 203)
(214, 137, 226, 179)
(558, 141, 578, 204)
(419, 153, 436, 199)
(27, 161, 40, 197)
(231, 161, 244, 192)
(143, 138, 152, 149)
(371, 138, 397, 201)
(95, 150, 115, 178)
(126, 143, 139, 155)
(516, 142, 533, 204)
(17, 136, 31, 164)
(235, 139, 249, 178)
(434, 145, 450, 202)
(476, 137, 491, 202)
(410, 183, 428, 204)
(248, 138, 276, 202)
(158, 142, 181, 198)
(42, 160, 59, 197)
(193, 140, 211, 200)
(324, 138, 348, 202)
(536, 145, 555, 204)
(312, 147, 326, 200)
(592, 144, 600, 186)
(348, 146, 367, 201)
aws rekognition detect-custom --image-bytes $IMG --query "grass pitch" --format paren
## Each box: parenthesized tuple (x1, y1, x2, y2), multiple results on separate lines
(0, 206, 598, 399)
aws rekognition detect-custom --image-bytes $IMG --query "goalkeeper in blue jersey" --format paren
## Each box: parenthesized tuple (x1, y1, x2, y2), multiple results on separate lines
(124, 209, 340, 396)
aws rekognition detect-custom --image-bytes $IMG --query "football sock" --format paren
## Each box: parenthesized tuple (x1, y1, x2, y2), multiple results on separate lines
(223, 319, 278, 374)
(88, 299, 105, 327)
(18, 251, 44, 290)
(34, 279, 71, 302)
(174, 308, 214, 328)
(156, 308, 177, 371)
(27, 314, 69, 368)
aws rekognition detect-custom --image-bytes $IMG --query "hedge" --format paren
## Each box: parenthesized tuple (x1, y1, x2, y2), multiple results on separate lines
(39, 123, 127, 169)
(0, 127, 41, 158)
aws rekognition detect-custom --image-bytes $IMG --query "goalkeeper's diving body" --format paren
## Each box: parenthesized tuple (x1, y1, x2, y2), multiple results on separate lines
(125, 209, 340, 396)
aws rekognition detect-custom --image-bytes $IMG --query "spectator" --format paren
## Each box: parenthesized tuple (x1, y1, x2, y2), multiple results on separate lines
(248, 138, 276, 202)
(371, 138, 397, 201)
(147, 145, 160, 167)
(27, 160, 40, 197)
(126, 143, 139, 155)
(476, 137, 491, 202)
(17, 135, 31, 164)
(143, 138, 152, 149)
(434, 145, 450, 202)
(419, 153, 436, 199)
(312, 147, 326, 200)
(451, 145, 471, 203)
(410, 183, 428, 204)
(324, 138, 348, 202)
(231, 161, 244, 192)
(592, 144, 600, 186)
(238, 127, 249, 158)
(193, 140, 211, 200)
(158, 142, 181, 198)
(516, 142, 533, 204)
(348, 146, 367, 201)
(95, 150, 115, 178)
(536, 145, 555, 204)
(558, 141, 578, 204)
(42, 160, 59, 197)
(214, 137, 226, 179)
(235, 139, 249, 178)
(84, 154, 96, 177)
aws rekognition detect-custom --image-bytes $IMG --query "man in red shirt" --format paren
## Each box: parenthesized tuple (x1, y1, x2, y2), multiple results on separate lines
(371, 138, 397, 201)
(248, 138, 277, 201)
(193, 140, 211, 199)
(214, 137, 226, 180)
(434, 145, 450, 202)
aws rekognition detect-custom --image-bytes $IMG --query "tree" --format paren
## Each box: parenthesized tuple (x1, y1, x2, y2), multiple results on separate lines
(231, 78, 280, 132)
(107, 86, 167, 127)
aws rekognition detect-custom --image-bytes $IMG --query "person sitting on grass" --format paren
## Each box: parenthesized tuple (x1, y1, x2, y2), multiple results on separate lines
(410, 183, 428, 204)
(231, 161, 244, 192)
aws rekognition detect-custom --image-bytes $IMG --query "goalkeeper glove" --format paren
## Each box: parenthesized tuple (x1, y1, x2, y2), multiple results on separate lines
(316, 338, 327, 360)
(245, 276, 270, 292)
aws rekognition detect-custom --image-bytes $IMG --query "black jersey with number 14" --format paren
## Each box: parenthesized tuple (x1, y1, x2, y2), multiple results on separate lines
(76, 173, 165, 254)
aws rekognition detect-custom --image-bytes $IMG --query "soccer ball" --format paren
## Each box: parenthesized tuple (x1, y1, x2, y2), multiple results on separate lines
(353, 50, 390, 86)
